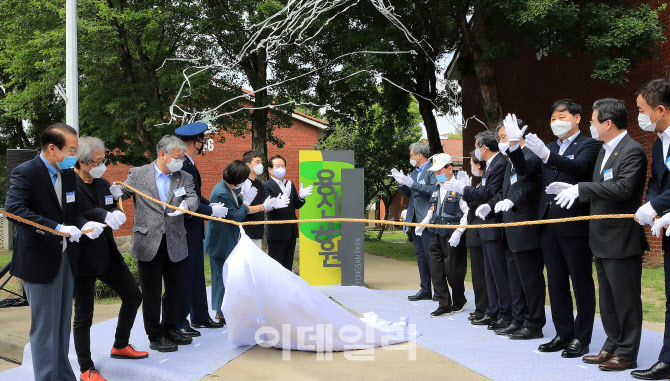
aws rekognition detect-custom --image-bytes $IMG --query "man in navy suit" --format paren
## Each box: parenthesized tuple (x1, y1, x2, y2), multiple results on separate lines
(632, 79, 670, 380)
(521, 99, 600, 357)
(174, 122, 229, 335)
(6, 123, 105, 381)
(393, 142, 437, 301)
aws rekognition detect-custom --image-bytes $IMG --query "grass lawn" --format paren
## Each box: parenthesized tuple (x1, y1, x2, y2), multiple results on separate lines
(365, 230, 668, 323)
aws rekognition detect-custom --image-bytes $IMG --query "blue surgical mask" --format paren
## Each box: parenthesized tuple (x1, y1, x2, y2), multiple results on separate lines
(436, 173, 448, 183)
(55, 148, 77, 170)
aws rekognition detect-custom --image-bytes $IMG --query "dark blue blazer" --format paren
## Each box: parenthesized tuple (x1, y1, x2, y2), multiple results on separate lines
(263, 179, 306, 241)
(6, 156, 87, 283)
(645, 136, 670, 251)
(463, 152, 506, 241)
(181, 158, 211, 240)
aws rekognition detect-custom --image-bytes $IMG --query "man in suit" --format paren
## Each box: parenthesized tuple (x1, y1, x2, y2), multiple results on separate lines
(445, 130, 510, 330)
(174, 123, 228, 337)
(520, 99, 600, 357)
(242, 150, 267, 249)
(110, 135, 199, 353)
(632, 78, 670, 380)
(5, 123, 105, 381)
(550, 97, 648, 371)
(393, 142, 437, 301)
(487, 115, 546, 340)
(263, 154, 311, 270)
(465, 151, 489, 322)
(72, 137, 147, 381)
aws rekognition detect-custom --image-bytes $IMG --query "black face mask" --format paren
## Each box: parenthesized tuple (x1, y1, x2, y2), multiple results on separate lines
(195, 139, 205, 155)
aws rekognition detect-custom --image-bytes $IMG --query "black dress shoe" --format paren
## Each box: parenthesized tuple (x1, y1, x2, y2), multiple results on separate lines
(430, 306, 453, 318)
(167, 329, 193, 345)
(631, 361, 670, 379)
(509, 327, 544, 340)
(452, 301, 468, 313)
(471, 315, 495, 325)
(487, 319, 511, 330)
(191, 317, 224, 329)
(149, 337, 177, 352)
(538, 335, 570, 352)
(179, 327, 201, 337)
(494, 323, 520, 336)
(562, 338, 589, 358)
(408, 292, 432, 301)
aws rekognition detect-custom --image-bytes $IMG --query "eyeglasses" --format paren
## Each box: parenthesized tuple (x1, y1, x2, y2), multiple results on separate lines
(89, 158, 107, 166)
(57, 146, 78, 156)
(166, 152, 186, 161)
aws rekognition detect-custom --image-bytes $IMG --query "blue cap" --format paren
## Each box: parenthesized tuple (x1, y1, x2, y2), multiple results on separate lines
(174, 122, 208, 139)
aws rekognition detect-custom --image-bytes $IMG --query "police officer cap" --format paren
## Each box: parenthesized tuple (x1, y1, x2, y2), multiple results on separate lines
(174, 122, 208, 140)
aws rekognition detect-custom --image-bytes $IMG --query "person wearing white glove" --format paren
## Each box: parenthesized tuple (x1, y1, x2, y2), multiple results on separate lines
(109, 184, 124, 199)
(167, 200, 190, 216)
(487, 120, 546, 339)
(299, 183, 313, 199)
(396, 143, 437, 302)
(60, 225, 83, 242)
(421, 153, 470, 318)
(72, 136, 148, 374)
(210, 203, 229, 218)
(241, 151, 269, 249)
(651, 212, 670, 238)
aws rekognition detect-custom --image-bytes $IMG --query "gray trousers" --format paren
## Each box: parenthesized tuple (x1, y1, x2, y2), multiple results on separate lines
(23, 250, 76, 381)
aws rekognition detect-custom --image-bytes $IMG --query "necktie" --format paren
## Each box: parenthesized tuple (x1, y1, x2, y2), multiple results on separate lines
(54, 171, 66, 251)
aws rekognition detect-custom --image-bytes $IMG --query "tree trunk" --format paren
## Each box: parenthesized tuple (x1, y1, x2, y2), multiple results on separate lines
(455, 6, 503, 129)
(418, 98, 443, 154)
(241, 47, 270, 181)
(376, 191, 395, 240)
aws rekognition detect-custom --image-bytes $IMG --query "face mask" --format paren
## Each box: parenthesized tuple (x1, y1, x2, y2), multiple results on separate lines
(590, 122, 608, 140)
(498, 141, 510, 155)
(163, 156, 184, 173)
(474, 147, 483, 161)
(86, 163, 106, 179)
(410, 156, 418, 167)
(195, 140, 205, 155)
(54, 147, 77, 170)
(435, 173, 448, 183)
(638, 108, 661, 132)
(273, 167, 286, 179)
(252, 163, 264, 176)
(472, 169, 481, 178)
(550, 117, 574, 138)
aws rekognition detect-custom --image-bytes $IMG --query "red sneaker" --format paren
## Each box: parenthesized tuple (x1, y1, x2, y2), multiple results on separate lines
(80, 368, 106, 381)
(110, 344, 149, 359)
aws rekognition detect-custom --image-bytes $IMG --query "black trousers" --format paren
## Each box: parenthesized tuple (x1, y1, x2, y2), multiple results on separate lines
(596, 255, 643, 361)
(469, 245, 488, 318)
(267, 237, 297, 271)
(542, 225, 595, 344)
(137, 236, 185, 342)
(507, 247, 546, 330)
(73, 265, 142, 373)
(660, 252, 670, 363)
(428, 234, 467, 308)
(481, 239, 511, 320)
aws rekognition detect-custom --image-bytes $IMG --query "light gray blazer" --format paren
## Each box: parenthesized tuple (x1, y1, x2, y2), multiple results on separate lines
(121, 162, 199, 262)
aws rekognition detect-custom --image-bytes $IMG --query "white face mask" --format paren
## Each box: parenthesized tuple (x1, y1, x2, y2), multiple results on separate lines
(638, 108, 661, 132)
(590, 121, 608, 140)
(409, 155, 418, 167)
(163, 156, 184, 173)
(498, 141, 510, 155)
(273, 167, 286, 179)
(472, 169, 481, 178)
(551, 117, 575, 138)
(86, 163, 106, 179)
(252, 163, 264, 176)
(474, 147, 483, 161)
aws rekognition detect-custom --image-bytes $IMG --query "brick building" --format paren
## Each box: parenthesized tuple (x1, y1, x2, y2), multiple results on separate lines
(106, 109, 328, 237)
(449, 0, 670, 263)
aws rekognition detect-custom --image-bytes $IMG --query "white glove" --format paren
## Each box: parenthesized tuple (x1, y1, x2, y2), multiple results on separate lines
(58, 225, 82, 243)
(81, 221, 105, 240)
(651, 213, 670, 237)
(449, 230, 463, 247)
(415, 225, 425, 236)
(111, 210, 126, 226)
(476, 204, 491, 220)
(445, 180, 466, 195)
(555, 184, 579, 209)
(456, 171, 472, 187)
(398, 174, 414, 188)
(109, 184, 123, 199)
(545, 181, 573, 195)
(167, 200, 189, 216)
(389, 168, 405, 183)
(242, 186, 258, 206)
(104, 212, 121, 230)
(270, 194, 290, 210)
(240, 179, 253, 196)
(494, 199, 514, 213)
(211, 202, 229, 218)
(299, 183, 313, 198)
(415, 210, 432, 236)
(635, 202, 657, 226)
(525, 133, 550, 160)
(503, 113, 528, 143)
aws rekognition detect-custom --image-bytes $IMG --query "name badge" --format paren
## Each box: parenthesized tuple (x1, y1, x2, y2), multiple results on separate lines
(418, 179, 425, 185)
(664, 156, 670, 171)
(431, 191, 438, 198)
(173, 187, 186, 197)
(603, 168, 613, 181)
(567, 155, 574, 160)
(66, 192, 75, 203)
(105, 195, 113, 205)
(510, 174, 518, 185)
(482, 178, 487, 186)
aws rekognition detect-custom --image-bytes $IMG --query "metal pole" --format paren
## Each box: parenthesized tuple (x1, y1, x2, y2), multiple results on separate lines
(65, 0, 78, 135)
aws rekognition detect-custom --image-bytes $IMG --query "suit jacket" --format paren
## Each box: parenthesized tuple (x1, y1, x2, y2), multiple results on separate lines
(263, 178, 306, 241)
(120, 163, 199, 262)
(462, 152, 506, 241)
(204, 181, 249, 260)
(71, 176, 124, 277)
(465, 184, 483, 248)
(578, 133, 649, 259)
(493, 146, 543, 252)
(6, 156, 87, 283)
(399, 163, 437, 224)
(181, 158, 211, 241)
(645, 136, 670, 251)
(241, 178, 267, 240)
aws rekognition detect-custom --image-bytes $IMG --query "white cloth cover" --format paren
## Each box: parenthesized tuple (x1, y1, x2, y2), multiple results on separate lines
(222, 228, 418, 351)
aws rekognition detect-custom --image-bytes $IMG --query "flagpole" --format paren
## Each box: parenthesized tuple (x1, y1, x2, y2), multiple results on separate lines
(65, 0, 78, 135)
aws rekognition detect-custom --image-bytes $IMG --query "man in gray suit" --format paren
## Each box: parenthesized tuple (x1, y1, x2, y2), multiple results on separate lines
(550, 98, 648, 371)
(392, 142, 436, 301)
(111, 135, 199, 352)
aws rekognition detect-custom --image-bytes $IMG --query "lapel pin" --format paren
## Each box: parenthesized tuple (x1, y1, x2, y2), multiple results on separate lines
(614, 152, 618, 156)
